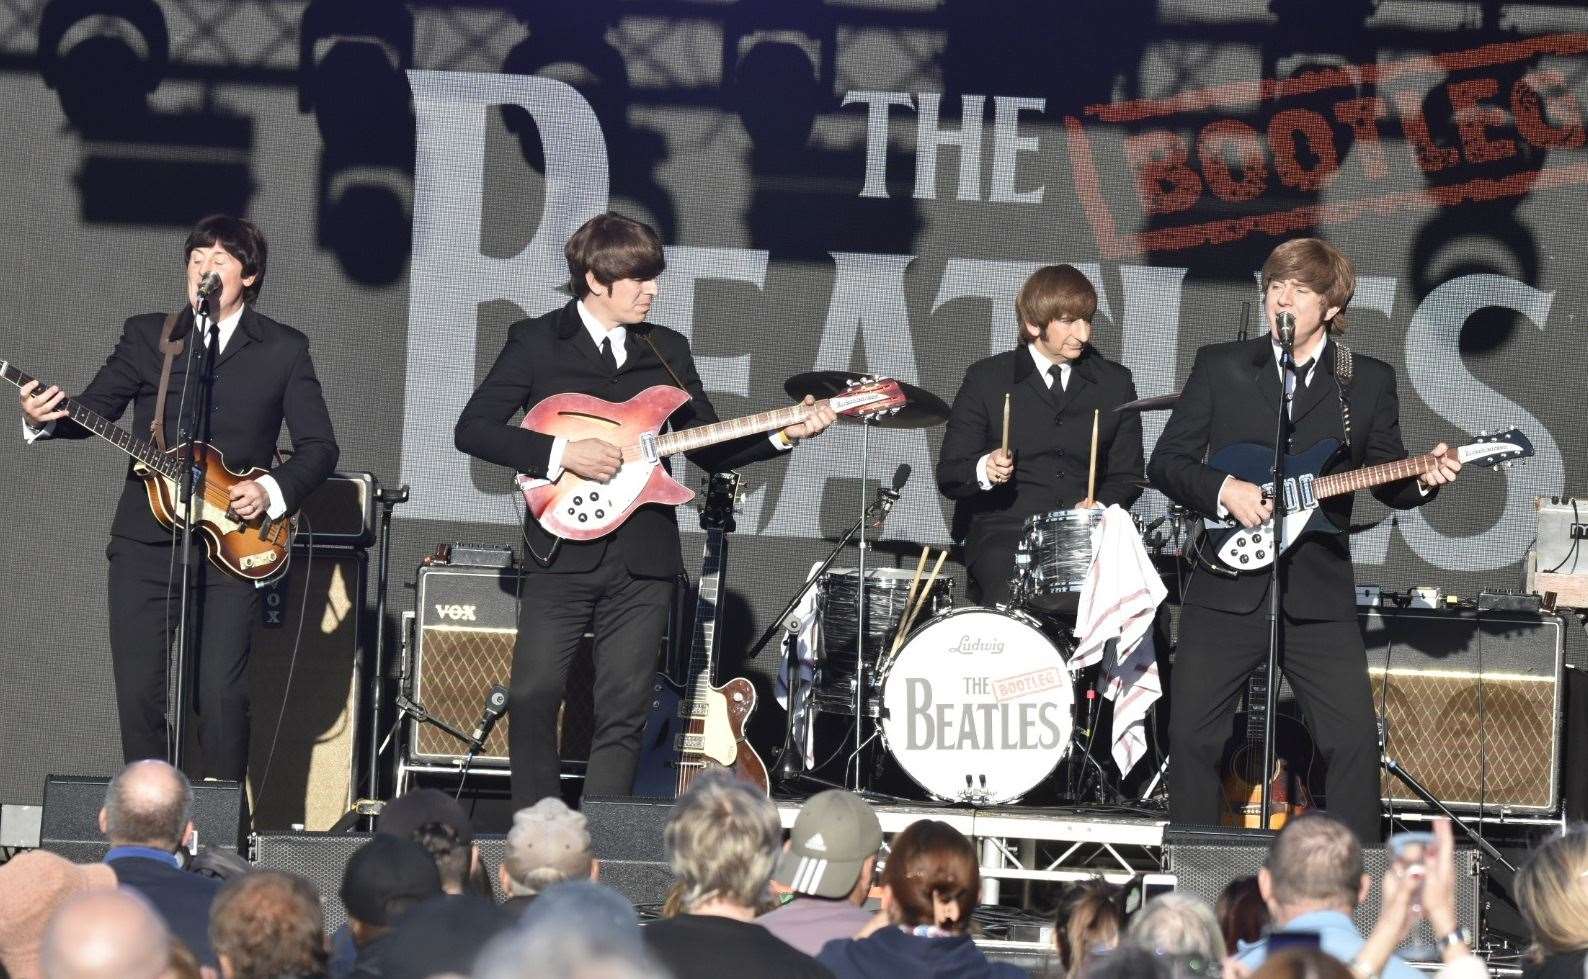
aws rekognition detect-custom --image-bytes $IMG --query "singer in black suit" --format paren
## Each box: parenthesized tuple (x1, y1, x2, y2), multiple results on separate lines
(454, 213, 835, 808)
(19, 216, 339, 780)
(1148, 238, 1460, 842)
(937, 264, 1144, 607)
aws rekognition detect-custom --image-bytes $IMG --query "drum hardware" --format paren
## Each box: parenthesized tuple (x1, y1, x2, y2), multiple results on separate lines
(1115, 391, 1181, 413)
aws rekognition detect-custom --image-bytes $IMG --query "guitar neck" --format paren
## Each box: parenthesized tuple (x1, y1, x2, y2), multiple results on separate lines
(686, 528, 728, 700)
(1, 361, 176, 480)
(655, 403, 810, 458)
(1311, 453, 1436, 501)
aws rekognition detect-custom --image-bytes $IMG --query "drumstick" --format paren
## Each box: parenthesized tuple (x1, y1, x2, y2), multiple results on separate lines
(898, 549, 949, 643)
(1086, 408, 1099, 504)
(1001, 393, 1011, 454)
(891, 546, 933, 658)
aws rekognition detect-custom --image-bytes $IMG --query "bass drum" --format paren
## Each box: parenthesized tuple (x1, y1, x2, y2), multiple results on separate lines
(879, 606, 1074, 804)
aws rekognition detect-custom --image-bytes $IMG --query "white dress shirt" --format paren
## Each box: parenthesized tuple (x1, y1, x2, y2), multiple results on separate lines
(976, 345, 1072, 491)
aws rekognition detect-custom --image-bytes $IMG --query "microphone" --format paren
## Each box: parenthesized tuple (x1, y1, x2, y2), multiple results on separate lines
(196, 272, 222, 300)
(891, 463, 911, 492)
(1277, 311, 1295, 351)
(469, 683, 510, 749)
(866, 464, 910, 530)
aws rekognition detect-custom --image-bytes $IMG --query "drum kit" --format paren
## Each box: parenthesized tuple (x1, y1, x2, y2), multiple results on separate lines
(778, 371, 1194, 806)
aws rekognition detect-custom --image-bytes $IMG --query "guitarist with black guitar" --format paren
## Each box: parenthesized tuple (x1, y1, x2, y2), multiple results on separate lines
(14, 215, 338, 782)
(1149, 237, 1461, 844)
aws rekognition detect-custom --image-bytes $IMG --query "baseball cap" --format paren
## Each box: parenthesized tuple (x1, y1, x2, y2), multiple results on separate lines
(773, 789, 883, 899)
(377, 788, 474, 845)
(340, 835, 444, 926)
(504, 797, 594, 887)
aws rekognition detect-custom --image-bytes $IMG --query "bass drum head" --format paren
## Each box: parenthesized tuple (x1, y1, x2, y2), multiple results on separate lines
(879, 606, 1074, 804)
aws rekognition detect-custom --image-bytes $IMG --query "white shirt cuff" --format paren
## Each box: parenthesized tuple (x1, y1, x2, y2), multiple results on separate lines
(771, 431, 795, 451)
(22, 418, 54, 443)
(976, 453, 995, 491)
(256, 474, 288, 520)
(1216, 474, 1232, 518)
(546, 437, 567, 481)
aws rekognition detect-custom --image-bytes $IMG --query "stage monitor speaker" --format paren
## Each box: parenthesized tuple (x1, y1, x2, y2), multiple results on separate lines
(583, 795, 673, 863)
(1164, 830, 1480, 959)
(407, 565, 595, 768)
(247, 550, 366, 832)
(42, 774, 243, 862)
(253, 831, 509, 933)
(1360, 607, 1563, 814)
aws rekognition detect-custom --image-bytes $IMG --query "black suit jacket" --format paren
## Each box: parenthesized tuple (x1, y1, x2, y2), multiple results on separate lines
(454, 301, 781, 577)
(936, 347, 1144, 600)
(1148, 336, 1433, 620)
(109, 854, 222, 967)
(54, 307, 340, 544)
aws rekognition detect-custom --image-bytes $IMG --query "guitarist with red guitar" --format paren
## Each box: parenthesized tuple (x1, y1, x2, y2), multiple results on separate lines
(13, 215, 339, 781)
(454, 213, 849, 811)
(1148, 237, 1463, 844)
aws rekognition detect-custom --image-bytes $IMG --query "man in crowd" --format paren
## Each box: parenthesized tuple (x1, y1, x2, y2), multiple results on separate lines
(454, 212, 834, 809)
(937, 263, 1144, 606)
(209, 870, 328, 979)
(39, 888, 170, 979)
(336, 834, 444, 979)
(643, 771, 832, 977)
(17, 214, 339, 780)
(377, 788, 484, 896)
(758, 789, 882, 956)
(98, 759, 221, 969)
(500, 796, 600, 915)
(1234, 813, 1419, 978)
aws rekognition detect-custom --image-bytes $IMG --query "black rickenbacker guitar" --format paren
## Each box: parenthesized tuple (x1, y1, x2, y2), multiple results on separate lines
(1202, 427, 1534, 573)
(3, 358, 291, 581)
(632, 471, 768, 797)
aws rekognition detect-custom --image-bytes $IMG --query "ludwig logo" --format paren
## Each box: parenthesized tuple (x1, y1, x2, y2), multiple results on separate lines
(434, 604, 477, 622)
(954, 635, 1005, 655)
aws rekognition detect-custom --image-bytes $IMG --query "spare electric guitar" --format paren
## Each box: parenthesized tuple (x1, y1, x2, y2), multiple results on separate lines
(1220, 665, 1318, 829)
(2, 359, 291, 582)
(1203, 427, 1534, 573)
(516, 377, 906, 541)
(632, 471, 767, 798)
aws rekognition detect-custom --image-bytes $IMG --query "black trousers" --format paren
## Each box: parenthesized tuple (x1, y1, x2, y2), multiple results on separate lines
(107, 537, 260, 779)
(1168, 603, 1382, 843)
(510, 561, 673, 810)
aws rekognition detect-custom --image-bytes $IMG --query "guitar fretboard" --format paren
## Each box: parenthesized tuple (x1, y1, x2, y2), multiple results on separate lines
(686, 528, 727, 706)
(1311, 453, 1436, 500)
(654, 404, 810, 458)
(1, 361, 177, 480)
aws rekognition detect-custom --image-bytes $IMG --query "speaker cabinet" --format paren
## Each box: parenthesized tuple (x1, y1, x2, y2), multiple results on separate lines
(248, 550, 366, 831)
(1360, 608, 1564, 814)
(43, 774, 243, 861)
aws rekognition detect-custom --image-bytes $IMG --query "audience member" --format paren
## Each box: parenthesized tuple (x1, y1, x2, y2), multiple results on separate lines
(474, 880, 671, 979)
(98, 760, 222, 968)
(1233, 814, 1417, 979)
(209, 870, 327, 979)
(39, 888, 170, 979)
(1218, 877, 1269, 956)
(1126, 893, 1225, 971)
(643, 771, 831, 978)
(1055, 880, 1124, 979)
(372, 890, 512, 979)
(1512, 823, 1588, 979)
(377, 788, 488, 896)
(0, 850, 116, 979)
(336, 835, 443, 978)
(817, 819, 1026, 978)
(500, 797, 599, 914)
(1351, 819, 1485, 979)
(164, 940, 203, 979)
(1077, 945, 1171, 979)
(759, 789, 883, 956)
(1250, 948, 1354, 979)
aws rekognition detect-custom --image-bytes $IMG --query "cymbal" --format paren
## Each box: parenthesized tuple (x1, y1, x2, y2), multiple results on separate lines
(784, 371, 951, 429)
(1116, 391, 1181, 412)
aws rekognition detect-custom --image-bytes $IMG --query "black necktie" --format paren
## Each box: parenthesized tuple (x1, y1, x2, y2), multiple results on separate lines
(600, 335, 618, 374)
(1048, 364, 1064, 391)
(1292, 358, 1314, 392)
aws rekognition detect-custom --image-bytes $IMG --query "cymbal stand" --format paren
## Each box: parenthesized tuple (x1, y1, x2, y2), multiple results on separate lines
(848, 414, 875, 790)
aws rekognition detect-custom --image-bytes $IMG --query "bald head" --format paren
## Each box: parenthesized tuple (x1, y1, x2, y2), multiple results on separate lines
(101, 760, 192, 850)
(1260, 814, 1366, 917)
(40, 888, 170, 979)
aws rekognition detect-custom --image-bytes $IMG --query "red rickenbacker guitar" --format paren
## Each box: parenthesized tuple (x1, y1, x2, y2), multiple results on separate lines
(2, 358, 291, 582)
(516, 378, 906, 540)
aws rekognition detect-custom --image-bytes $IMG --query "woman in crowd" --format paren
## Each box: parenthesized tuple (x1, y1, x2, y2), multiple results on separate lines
(1056, 880, 1125, 979)
(1217, 877, 1268, 956)
(817, 819, 1027, 978)
(1515, 825, 1588, 979)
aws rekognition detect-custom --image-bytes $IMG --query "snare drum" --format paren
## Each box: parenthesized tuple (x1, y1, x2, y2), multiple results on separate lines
(817, 567, 953, 679)
(1012, 508, 1103, 609)
(879, 606, 1074, 804)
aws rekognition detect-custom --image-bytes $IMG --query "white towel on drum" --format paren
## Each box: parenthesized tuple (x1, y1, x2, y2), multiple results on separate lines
(1072, 505, 1166, 776)
(775, 562, 825, 768)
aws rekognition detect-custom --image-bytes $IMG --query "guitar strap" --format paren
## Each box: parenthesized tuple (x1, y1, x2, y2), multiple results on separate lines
(638, 329, 689, 392)
(150, 308, 188, 452)
(1332, 341, 1354, 446)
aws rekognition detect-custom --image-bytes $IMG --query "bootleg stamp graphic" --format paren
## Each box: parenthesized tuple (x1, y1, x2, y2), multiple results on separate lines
(992, 667, 1065, 703)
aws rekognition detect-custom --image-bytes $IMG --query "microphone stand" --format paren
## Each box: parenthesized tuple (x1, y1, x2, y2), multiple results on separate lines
(169, 297, 217, 771)
(1259, 322, 1294, 829)
(364, 482, 409, 806)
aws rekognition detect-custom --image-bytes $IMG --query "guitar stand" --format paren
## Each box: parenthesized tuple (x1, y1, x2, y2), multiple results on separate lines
(1380, 748, 1517, 873)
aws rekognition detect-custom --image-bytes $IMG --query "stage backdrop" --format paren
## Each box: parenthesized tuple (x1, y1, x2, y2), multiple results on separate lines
(2, 1, 1586, 806)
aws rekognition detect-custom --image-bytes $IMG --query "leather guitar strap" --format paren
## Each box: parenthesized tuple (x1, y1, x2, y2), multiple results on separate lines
(638, 330, 689, 391)
(150, 308, 187, 452)
(1332, 341, 1353, 446)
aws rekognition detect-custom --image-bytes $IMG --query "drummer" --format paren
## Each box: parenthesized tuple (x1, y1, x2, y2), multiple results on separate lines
(935, 264, 1145, 608)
